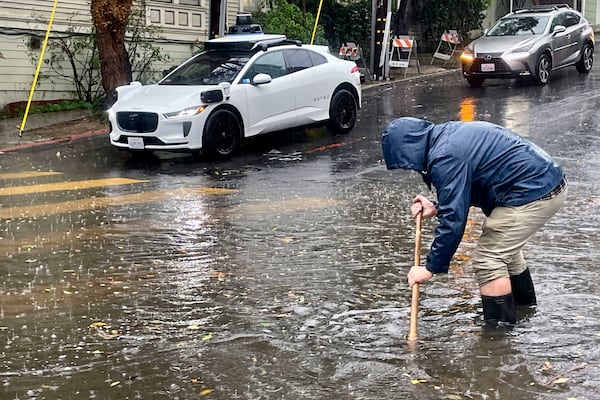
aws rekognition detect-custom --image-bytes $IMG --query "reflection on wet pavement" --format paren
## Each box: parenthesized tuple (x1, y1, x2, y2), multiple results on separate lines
(1, 67, 600, 399)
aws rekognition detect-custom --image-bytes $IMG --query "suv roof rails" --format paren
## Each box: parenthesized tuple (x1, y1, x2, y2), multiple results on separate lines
(513, 3, 571, 14)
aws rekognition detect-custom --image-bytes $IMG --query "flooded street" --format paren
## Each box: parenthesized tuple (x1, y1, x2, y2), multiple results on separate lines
(1, 66, 599, 399)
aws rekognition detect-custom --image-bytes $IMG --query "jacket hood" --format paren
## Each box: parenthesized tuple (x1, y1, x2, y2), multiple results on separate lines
(381, 117, 434, 172)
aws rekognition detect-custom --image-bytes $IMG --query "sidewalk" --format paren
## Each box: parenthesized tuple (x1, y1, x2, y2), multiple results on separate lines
(362, 52, 460, 93)
(0, 53, 460, 153)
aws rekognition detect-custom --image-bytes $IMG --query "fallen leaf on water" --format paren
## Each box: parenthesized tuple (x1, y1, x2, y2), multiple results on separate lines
(188, 324, 201, 330)
(567, 397, 577, 400)
(541, 361, 554, 373)
(411, 379, 427, 385)
(110, 381, 120, 387)
(202, 333, 213, 341)
(63, 290, 72, 295)
(89, 322, 107, 328)
(199, 388, 214, 396)
(446, 395, 462, 400)
(280, 237, 294, 243)
(554, 377, 569, 384)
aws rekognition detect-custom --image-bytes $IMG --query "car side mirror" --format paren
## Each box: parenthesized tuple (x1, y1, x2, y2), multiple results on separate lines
(552, 25, 566, 35)
(252, 73, 272, 85)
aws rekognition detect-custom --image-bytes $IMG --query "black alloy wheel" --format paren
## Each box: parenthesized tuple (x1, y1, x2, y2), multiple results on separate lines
(202, 109, 242, 159)
(326, 89, 357, 134)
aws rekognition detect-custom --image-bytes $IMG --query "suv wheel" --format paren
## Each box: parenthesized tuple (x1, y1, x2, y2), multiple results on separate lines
(203, 109, 242, 159)
(466, 76, 484, 88)
(576, 43, 593, 73)
(326, 89, 357, 134)
(534, 54, 551, 85)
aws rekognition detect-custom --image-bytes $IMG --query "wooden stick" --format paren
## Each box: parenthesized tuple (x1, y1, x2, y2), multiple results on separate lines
(408, 211, 422, 342)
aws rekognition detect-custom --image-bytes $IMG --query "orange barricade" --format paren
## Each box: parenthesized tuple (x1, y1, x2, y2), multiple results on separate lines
(431, 30, 461, 65)
(388, 36, 420, 77)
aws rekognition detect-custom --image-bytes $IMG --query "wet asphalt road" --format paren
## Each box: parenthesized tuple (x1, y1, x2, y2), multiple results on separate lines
(0, 64, 599, 400)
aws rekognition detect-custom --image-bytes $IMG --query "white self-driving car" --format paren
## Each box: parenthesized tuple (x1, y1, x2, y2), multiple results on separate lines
(107, 33, 362, 158)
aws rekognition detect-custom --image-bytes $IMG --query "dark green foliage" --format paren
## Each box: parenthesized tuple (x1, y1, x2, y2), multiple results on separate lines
(254, 0, 371, 60)
(253, 0, 328, 44)
(320, 0, 371, 59)
(419, 0, 488, 44)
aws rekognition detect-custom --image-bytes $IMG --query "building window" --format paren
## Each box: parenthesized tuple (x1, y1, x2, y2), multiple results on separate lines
(149, 8, 161, 24)
(178, 12, 189, 26)
(179, 0, 202, 5)
(165, 10, 175, 25)
(191, 13, 202, 27)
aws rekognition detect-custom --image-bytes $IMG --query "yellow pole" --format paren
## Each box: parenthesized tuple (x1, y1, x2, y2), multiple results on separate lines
(18, 0, 60, 137)
(310, 0, 324, 45)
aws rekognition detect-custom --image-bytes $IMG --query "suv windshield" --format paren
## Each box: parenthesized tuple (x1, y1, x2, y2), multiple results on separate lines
(487, 16, 549, 36)
(160, 50, 251, 85)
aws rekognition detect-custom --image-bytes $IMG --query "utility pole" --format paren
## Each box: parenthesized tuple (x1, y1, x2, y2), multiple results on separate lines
(370, 0, 389, 80)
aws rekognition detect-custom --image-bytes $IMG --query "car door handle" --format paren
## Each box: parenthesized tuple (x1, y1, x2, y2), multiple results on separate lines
(566, 34, 571, 39)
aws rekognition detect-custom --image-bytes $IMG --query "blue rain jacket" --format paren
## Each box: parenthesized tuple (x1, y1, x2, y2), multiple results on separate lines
(381, 117, 564, 274)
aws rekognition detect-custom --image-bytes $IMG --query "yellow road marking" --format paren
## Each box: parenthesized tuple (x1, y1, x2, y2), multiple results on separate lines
(0, 178, 147, 196)
(0, 171, 63, 180)
(235, 197, 346, 215)
(0, 187, 237, 219)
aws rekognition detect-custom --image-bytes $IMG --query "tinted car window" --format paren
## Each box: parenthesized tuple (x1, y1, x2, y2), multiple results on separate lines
(563, 12, 580, 27)
(160, 51, 249, 85)
(309, 51, 327, 66)
(243, 51, 287, 81)
(286, 49, 313, 73)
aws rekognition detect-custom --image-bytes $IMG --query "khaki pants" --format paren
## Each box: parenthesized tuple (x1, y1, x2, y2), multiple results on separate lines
(472, 186, 567, 286)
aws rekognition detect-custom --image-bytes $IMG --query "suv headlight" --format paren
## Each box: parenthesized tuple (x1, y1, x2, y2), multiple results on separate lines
(164, 106, 205, 119)
(460, 46, 474, 62)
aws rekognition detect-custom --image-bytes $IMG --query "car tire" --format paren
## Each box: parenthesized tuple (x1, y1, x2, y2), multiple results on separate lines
(534, 53, 551, 85)
(466, 76, 484, 88)
(575, 42, 593, 73)
(326, 89, 357, 134)
(202, 109, 242, 159)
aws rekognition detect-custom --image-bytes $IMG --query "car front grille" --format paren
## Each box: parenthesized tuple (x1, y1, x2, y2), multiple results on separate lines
(115, 136, 170, 146)
(116, 112, 159, 133)
(470, 57, 511, 73)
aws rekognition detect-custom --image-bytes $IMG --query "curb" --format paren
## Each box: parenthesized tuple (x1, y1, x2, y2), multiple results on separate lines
(0, 128, 108, 154)
(362, 67, 461, 94)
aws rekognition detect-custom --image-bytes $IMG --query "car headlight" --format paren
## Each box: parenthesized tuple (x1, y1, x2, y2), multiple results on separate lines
(164, 106, 206, 119)
(460, 47, 474, 62)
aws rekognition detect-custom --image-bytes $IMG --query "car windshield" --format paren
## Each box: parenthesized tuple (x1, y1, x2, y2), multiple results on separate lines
(159, 51, 250, 85)
(487, 16, 549, 36)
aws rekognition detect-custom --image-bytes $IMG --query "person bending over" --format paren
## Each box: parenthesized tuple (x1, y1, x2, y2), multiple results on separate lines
(381, 117, 567, 326)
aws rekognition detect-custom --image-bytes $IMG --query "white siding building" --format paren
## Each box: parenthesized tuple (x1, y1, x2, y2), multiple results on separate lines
(0, 0, 258, 108)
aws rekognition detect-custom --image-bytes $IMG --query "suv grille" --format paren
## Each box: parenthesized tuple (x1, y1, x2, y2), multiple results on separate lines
(117, 112, 159, 133)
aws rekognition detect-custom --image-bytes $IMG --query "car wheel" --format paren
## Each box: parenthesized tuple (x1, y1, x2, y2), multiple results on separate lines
(202, 109, 242, 159)
(326, 89, 357, 134)
(466, 76, 484, 88)
(576, 42, 593, 73)
(534, 54, 551, 85)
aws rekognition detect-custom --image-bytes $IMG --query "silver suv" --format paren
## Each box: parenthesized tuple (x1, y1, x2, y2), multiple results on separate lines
(460, 5, 594, 87)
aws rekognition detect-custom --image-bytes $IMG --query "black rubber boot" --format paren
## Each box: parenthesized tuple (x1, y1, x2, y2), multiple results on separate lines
(510, 269, 537, 306)
(482, 294, 516, 327)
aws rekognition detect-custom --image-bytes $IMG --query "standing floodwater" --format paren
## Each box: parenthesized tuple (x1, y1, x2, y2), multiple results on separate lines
(1, 67, 599, 399)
